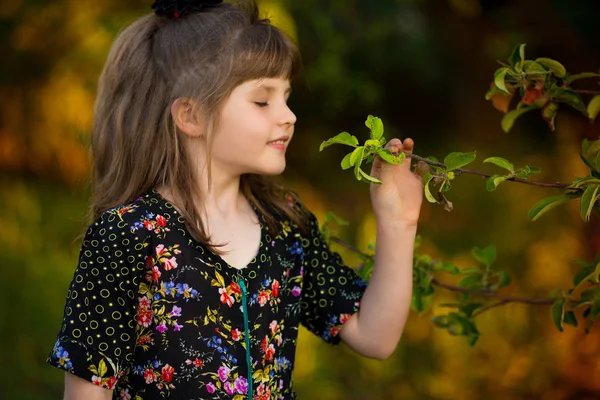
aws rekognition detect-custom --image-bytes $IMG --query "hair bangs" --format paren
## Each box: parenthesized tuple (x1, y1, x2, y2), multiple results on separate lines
(231, 23, 301, 84)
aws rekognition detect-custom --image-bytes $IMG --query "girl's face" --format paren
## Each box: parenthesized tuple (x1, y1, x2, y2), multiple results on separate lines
(210, 77, 296, 177)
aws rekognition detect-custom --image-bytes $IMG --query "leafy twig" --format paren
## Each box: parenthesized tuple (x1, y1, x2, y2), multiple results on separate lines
(406, 153, 570, 188)
(330, 235, 554, 307)
(431, 279, 553, 305)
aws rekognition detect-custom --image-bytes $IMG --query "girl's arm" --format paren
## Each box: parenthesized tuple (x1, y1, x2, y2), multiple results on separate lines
(64, 373, 112, 400)
(339, 221, 416, 359)
(339, 138, 423, 359)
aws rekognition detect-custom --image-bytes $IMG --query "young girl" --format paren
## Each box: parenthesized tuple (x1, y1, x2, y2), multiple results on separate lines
(46, 0, 423, 399)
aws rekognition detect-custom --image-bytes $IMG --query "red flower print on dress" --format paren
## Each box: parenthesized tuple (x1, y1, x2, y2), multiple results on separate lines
(255, 383, 271, 400)
(143, 369, 156, 384)
(155, 244, 166, 257)
(258, 290, 269, 307)
(137, 311, 153, 328)
(92, 375, 103, 386)
(119, 388, 131, 400)
(272, 280, 280, 297)
(156, 215, 167, 227)
(152, 266, 161, 283)
(138, 296, 151, 310)
(330, 326, 342, 337)
(265, 344, 276, 361)
(163, 256, 178, 271)
(269, 320, 278, 334)
(193, 358, 203, 368)
(229, 281, 241, 295)
(260, 335, 268, 352)
(219, 288, 234, 307)
(340, 313, 351, 324)
(231, 328, 241, 341)
(106, 376, 118, 389)
(146, 255, 154, 268)
(161, 364, 174, 383)
(144, 220, 156, 231)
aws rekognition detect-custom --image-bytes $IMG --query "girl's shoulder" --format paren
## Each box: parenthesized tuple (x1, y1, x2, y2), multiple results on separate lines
(84, 191, 167, 241)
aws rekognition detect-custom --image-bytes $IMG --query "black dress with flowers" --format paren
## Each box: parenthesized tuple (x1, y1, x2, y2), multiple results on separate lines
(47, 189, 367, 399)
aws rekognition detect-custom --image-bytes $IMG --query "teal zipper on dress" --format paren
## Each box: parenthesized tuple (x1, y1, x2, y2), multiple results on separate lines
(238, 278, 253, 399)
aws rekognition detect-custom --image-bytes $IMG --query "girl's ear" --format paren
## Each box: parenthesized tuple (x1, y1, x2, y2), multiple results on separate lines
(171, 98, 203, 137)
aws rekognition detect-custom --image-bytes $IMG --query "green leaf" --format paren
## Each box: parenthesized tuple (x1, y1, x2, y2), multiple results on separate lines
(366, 115, 384, 140)
(340, 152, 353, 170)
(319, 132, 359, 151)
(523, 60, 546, 75)
(349, 146, 364, 166)
(542, 102, 559, 130)
(466, 332, 480, 346)
(574, 265, 595, 287)
(483, 157, 514, 172)
(536, 57, 567, 78)
(486, 175, 508, 191)
(583, 138, 593, 156)
(458, 275, 483, 290)
(460, 303, 484, 318)
(377, 149, 403, 165)
(528, 195, 572, 221)
(527, 166, 542, 175)
(443, 151, 477, 171)
(411, 287, 432, 314)
(566, 72, 600, 84)
(501, 106, 536, 132)
(358, 168, 383, 184)
(494, 68, 510, 94)
(460, 268, 484, 276)
(564, 311, 578, 327)
(587, 95, 600, 122)
(554, 89, 586, 113)
(472, 245, 496, 266)
(353, 147, 365, 180)
(433, 262, 460, 275)
(432, 315, 449, 327)
(497, 271, 512, 288)
(508, 44, 526, 72)
(551, 298, 566, 332)
(424, 175, 437, 203)
(580, 184, 600, 222)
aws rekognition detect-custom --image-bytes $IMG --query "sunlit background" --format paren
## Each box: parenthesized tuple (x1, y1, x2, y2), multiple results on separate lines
(3, 0, 600, 399)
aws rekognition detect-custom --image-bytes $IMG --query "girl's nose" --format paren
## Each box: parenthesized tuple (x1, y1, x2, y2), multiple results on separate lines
(280, 104, 296, 127)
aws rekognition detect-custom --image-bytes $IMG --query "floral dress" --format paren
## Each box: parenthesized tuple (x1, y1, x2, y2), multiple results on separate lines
(47, 189, 367, 399)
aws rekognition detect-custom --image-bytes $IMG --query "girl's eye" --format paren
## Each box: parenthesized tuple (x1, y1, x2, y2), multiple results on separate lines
(254, 102, 268, 108)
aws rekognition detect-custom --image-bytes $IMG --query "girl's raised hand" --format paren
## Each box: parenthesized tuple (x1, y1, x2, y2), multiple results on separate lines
(369, 138, 424, 226)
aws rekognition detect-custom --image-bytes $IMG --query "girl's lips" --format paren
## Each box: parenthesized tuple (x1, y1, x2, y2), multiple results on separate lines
(268, 142, 287, 150)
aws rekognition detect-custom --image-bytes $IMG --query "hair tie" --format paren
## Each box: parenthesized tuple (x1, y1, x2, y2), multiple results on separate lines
(152, 0, 223, 19)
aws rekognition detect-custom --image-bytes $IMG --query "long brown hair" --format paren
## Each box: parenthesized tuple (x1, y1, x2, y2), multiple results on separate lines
(90, 0, 309, 253)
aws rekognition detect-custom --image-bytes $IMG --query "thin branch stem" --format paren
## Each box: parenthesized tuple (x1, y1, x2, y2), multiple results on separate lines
(406, 153, 571, 189)
(431, 279, 553, 305)
(573, 89, 600, 95)
(329, 236, 369, 258)
(329, 235, 554, 308)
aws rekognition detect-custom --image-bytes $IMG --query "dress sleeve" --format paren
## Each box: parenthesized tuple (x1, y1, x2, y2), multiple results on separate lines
(299, 211, 367, 345)
(46, 210, 150, 390)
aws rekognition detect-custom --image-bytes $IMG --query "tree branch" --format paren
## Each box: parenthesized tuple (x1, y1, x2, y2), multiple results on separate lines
(573, 89, 600, 95)
(405, 153, 571, 189)
(430, 279, 553, 305)
(329, 235, 554, 308)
